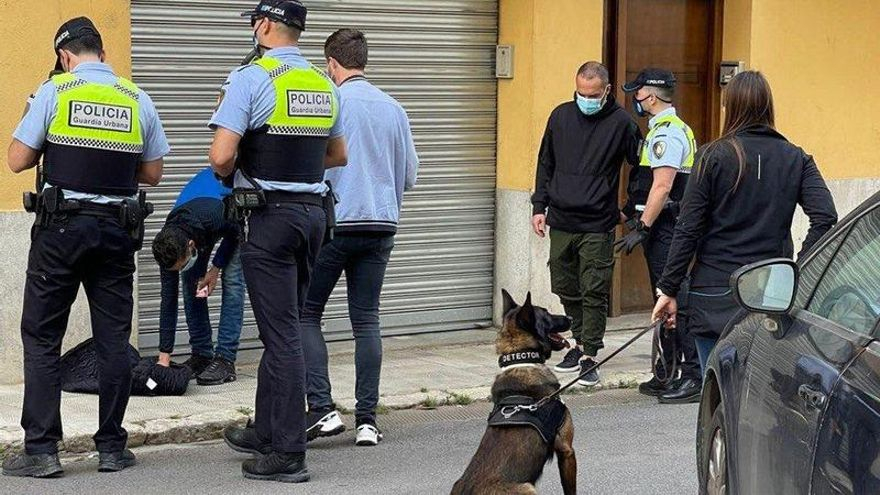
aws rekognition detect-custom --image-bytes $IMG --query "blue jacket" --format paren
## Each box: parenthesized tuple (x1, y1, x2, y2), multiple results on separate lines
(324, 77, 418, 234)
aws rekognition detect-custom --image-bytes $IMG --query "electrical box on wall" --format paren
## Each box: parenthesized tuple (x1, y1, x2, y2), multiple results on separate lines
(720, 61, 746, 85)
(496, 45, 514, 79)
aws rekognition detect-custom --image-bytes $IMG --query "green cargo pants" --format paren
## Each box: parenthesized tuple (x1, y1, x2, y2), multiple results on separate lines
(548, 228, 615, 357)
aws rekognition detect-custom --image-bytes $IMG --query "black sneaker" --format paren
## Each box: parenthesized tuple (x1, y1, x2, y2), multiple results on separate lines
(98, 449, 136, 473)
(224, 420, 271, 455)
(1, 452, 63, 478)
(306, 408, 346, 441)
(197, 357, 237, 386)
(182, 354, 213, 378)
(577, 358, 600, 386)
(554, 348, 584, 373)
(242, 452, 309, 483)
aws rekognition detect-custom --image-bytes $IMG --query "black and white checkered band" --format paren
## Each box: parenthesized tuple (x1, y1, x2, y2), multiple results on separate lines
(47, 134, 144, 154)
(55, 79, 88, 93)
(114, 84, 140, 101)
(267, 125, 331, 137)
(267, 64, 294, 79)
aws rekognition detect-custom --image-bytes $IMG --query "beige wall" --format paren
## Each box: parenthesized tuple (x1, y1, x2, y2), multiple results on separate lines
(724, 0, 880, 181)
(0, 2, 132, 211)
(496, 0, 606, 192)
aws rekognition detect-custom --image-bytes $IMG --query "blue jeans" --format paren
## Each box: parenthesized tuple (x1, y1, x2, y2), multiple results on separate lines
(694, 336, 719, 377)
(159, 247, 245, 362)
(302, 234, 394, 424)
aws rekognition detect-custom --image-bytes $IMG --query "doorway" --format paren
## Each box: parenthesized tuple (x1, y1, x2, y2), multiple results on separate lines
(604, 0, 724, 315)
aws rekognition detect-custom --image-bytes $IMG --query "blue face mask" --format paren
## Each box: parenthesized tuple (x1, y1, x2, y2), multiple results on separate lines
(181, 248, 198, 272)
(575, 91, 607, 116)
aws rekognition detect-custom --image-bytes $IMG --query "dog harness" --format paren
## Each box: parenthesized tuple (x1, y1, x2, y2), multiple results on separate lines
(487, 395, 567, 445)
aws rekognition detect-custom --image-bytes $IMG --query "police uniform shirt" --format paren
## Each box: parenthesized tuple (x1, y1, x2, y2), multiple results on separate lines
(13, 62, 170, 204)
(209, 46, 344, 194)
(644, 107, 689, 171)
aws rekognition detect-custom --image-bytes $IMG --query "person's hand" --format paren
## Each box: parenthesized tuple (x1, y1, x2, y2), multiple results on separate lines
(157, 352, 172, 367)
(614, 220, 650, 254)
(531, 214, 547, 238)
(198, 266, 221, 297)
(652, 294, 678, 329)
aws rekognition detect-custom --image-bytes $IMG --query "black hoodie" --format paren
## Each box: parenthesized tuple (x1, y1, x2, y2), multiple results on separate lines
(532, 94, 642, 233)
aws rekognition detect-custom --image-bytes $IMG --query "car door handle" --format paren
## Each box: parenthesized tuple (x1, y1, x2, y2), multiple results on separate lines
(798, 384, 827, 409)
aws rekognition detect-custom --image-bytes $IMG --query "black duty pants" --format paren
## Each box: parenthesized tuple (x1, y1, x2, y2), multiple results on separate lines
(643, 211, 701, 381)
(241, 202, 325, 454)
(21, 213, 136, 454)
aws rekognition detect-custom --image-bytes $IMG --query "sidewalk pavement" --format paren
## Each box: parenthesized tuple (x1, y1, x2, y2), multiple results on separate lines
(0, 313, 653, 457)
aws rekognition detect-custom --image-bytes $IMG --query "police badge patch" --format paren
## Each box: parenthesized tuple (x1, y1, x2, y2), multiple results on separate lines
(653, 140, 667, 159)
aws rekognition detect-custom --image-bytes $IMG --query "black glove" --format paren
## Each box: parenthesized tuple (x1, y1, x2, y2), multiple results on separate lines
(614, 220, 650, 255)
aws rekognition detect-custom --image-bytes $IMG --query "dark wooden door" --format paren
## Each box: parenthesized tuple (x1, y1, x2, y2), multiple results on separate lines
(605, 0, 723, 315)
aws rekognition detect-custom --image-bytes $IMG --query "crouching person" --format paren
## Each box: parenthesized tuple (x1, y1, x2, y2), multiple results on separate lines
(151, 167, 245, 385)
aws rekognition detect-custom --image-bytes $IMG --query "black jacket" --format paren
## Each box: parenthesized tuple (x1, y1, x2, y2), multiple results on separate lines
(532, 95, 641, 233)
(657, 125, 838, 296)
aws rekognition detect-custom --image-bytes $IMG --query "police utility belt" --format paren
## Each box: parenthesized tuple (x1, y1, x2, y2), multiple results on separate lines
(23, 186, 154, 249)
(223, 173, 338, 242)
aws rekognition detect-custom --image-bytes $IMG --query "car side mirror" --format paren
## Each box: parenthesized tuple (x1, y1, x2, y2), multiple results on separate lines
(730, 258, 799, 315)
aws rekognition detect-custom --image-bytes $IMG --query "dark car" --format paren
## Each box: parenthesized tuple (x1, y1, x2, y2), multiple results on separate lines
(697, 189, 880, 495)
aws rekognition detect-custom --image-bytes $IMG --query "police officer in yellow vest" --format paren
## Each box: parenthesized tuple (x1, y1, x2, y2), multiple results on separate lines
(210, 1, 347, 484)
(617, 68, 702, 404)
(2, 17, 169, 478)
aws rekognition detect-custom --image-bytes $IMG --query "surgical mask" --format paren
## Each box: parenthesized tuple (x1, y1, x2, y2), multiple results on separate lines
(575, 92, 606, 116)
(181, 248, 198, 272)
(633, 94, 651, 118)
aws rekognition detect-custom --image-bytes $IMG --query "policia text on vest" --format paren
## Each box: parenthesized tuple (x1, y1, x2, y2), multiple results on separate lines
(207, 2, 346, 478)
(3, 15, 169, 476)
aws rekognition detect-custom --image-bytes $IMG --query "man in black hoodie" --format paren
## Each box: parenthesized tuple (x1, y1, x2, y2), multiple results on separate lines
(531, 61, 641, 386)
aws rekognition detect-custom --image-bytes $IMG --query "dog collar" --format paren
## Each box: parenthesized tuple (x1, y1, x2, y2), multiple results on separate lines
(498, 350, 545, 368)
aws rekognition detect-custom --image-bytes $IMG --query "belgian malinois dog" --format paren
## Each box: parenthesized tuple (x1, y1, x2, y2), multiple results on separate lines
(451, 290, 577, 495)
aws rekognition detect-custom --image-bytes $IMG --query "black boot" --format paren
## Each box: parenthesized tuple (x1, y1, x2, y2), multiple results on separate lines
(224, 420, 271, 455)
(1, 452, 63, 478)
(658, 377, 702, 404)
(638, 376, 671, 397)
(242, 452, 309, 483)
(98, 449, 137, 472)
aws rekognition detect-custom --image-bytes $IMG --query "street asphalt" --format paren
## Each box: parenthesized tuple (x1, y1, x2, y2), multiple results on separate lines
(0, 389, 699, 494)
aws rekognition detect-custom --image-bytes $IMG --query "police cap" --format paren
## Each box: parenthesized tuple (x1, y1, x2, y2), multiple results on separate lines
(242, 0, 307, 31)
(53, 17, 102, 72)
(622, 68, 677, 92)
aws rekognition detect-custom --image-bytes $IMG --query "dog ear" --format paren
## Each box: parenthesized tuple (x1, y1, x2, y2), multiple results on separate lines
(516, 292, 536, 331)
(501, 289, 518, 315)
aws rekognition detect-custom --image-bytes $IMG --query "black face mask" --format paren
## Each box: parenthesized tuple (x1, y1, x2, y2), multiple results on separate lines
(633, 94, 651, 118)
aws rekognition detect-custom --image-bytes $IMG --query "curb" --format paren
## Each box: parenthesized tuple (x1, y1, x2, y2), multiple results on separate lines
(0, 370, 651, 459)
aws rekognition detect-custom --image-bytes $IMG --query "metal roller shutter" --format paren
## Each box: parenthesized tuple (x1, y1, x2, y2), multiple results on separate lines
(131, 0, 498, 353)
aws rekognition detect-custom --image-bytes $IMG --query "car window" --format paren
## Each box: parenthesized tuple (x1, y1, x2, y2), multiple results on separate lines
(795, 227, 849, 308)
(805, 208, 880, 335)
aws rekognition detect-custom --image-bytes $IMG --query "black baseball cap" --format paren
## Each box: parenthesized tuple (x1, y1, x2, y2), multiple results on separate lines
(53, 17, 102, 72)
(622, 68, 676, 92)
(242, 0, 307, 31)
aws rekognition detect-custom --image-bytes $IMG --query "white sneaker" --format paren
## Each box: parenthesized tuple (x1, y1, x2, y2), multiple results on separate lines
(355, 424, 383, 446)
(306, 410, 346, 441)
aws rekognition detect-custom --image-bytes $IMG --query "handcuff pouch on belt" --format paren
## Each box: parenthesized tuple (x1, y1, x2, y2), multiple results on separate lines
(322, 180, 337, 244)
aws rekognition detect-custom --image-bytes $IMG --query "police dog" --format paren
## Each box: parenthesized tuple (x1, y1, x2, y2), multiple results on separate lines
(451, 290, 577, 495)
